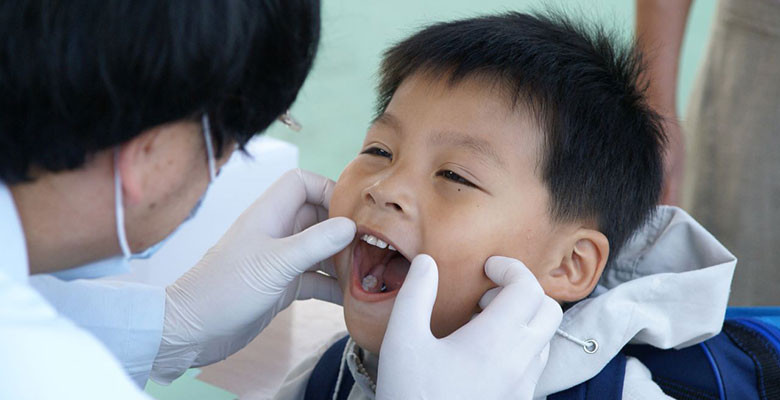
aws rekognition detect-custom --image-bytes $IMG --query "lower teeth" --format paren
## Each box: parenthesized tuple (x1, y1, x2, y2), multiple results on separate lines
(362, 275, 378, 291)
(362, 274, 389, 293)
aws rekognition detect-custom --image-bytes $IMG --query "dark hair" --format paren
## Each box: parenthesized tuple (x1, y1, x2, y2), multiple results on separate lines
(377, 11, 665, 264)
(0, 0, 320, 183)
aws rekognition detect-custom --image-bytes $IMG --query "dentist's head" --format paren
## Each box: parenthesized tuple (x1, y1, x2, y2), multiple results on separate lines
(0, 0, 321, 273)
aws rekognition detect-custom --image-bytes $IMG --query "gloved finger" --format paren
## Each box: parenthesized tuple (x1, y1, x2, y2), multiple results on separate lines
(296, 271, 343, 305)
(383, 254, 439, 342)
(306, 255, 338, 278)
(276, 217, 356, 275)
(482, 256, 544, 324)
(293, 204, 316, 234)
(500, 297, 559, 378)
(453, 258, 544, 343)
(484, 256, 539, 289)
(296, 168, 337, 210)
(293, 204, 330, 235)
(478, 287, 501, 310)
(526, 296, 563, 338)
(255, 169, 337, 238)
(515, 343, 550, 398)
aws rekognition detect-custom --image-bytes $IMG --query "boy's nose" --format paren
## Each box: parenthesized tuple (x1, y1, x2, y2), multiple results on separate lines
(363, 188, 404, 213)
(362, 174, 414, 217)
(366, 193, 403, 212)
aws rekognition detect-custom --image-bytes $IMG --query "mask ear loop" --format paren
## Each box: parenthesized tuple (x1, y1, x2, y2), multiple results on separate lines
(201, 114, 217, 182)
(114, 147, 133, 259)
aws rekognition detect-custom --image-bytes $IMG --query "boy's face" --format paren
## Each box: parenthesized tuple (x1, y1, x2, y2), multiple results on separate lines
(329, 73, 569, 354)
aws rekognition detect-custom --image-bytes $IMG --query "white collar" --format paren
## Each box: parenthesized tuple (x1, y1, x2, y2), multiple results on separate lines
(0, 182, 30, 283)
(343, 337, 378, 399)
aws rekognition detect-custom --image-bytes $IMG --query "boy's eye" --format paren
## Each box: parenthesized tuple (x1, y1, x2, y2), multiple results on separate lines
(361, 146, 392, 159)
(437, 170, 476, 188)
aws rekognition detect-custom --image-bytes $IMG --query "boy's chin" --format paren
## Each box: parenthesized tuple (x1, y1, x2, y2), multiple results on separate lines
(343, 299, 392, 355)
(348, 326, 385, 355)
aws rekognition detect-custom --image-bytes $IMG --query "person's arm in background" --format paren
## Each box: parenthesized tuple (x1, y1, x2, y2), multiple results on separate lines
(635, 0, 693, 206)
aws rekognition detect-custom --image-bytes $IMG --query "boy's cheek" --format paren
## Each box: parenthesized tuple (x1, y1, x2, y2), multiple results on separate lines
(428, 268, 493, 338)
(344, 298, 394, 355)
(332, 249, 352, 293)
(429, 297, 480, 338)
(328, 161, 367, 218)
(327, 172, 357, 219)
(327, 189, 347, 219)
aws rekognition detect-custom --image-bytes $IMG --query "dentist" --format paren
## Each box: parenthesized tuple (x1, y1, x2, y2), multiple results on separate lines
(0, 1, 561, 399)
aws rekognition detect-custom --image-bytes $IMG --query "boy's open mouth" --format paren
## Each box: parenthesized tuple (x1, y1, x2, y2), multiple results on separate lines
(351, 229, 411, 301)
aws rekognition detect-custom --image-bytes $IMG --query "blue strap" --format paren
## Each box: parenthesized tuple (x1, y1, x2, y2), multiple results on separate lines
(548, 353, 627, 400)
(722, 321, 780, 400)
(626, 342, 723, 399)
(304, 336, 354, 400)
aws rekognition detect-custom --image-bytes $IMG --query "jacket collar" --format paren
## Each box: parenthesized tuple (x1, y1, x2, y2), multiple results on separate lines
(536, 206, 736, 396)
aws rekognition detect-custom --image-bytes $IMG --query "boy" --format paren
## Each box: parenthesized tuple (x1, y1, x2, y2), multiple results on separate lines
(275, 11, 735, 399)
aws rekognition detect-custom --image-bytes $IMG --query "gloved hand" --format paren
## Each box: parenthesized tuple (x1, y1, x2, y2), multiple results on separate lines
(151, 169, 356, 383)
(376, 255, 562, 400)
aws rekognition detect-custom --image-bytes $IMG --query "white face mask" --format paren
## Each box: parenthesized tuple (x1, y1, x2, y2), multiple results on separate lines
(114, 113, 218, 260)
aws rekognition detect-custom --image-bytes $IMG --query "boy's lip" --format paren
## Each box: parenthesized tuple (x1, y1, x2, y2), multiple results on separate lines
(348, 225, 412, 303)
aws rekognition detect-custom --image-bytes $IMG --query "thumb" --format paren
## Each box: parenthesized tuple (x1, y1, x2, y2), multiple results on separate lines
(484, 256, 538, 288)
(481, 256, 544, 325)
(478, 287, 501, 310)
(385, 254, 439, 341)
(277, 217, 356, 274)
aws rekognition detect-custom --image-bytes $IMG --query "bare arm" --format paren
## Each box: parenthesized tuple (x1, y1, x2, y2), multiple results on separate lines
(635, 0, 693, 205)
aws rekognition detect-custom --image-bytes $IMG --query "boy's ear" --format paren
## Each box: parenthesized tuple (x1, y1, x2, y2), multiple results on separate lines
(541, 229, 609, 302)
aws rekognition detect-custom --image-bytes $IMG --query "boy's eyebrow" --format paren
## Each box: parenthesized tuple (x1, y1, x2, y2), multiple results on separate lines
(429, 130, 506, 169)
(374, 112, 505, 169)
(373, 112, 403, 134)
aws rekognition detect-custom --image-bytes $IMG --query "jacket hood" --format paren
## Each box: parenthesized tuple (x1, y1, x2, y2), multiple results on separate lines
(535, 206, 736, 396)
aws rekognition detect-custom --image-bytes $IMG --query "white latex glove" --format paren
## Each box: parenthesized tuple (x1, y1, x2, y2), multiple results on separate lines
(377, 255, 562, 400)
(151, 169, 356, 383)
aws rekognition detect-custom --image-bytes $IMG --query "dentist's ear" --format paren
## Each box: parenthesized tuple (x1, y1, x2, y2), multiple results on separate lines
(541, 229, 609, 302)
(115, 122, 183, 205)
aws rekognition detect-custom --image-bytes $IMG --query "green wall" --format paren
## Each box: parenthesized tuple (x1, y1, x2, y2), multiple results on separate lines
(268, 0, 717, 180)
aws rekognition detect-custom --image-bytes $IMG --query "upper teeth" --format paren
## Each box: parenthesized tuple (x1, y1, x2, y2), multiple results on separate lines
(361, 234, 396, 251)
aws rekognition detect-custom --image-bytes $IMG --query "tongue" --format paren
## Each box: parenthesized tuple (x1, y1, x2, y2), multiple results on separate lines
(382, 255, 411, 291)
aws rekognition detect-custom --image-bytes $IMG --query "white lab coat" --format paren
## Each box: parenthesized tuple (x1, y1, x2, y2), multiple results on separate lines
(0, 183, 155, 399)
(29, 274, 165, 386)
